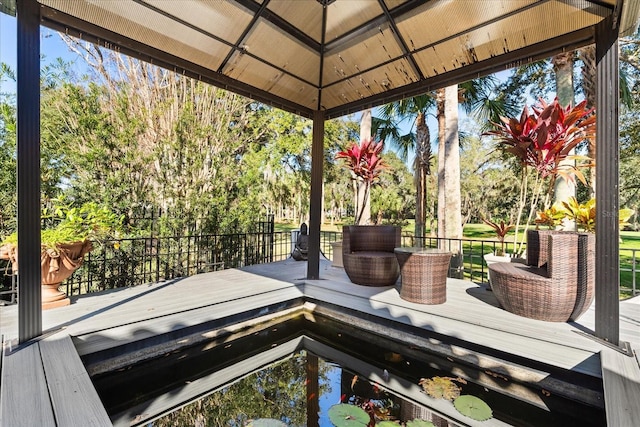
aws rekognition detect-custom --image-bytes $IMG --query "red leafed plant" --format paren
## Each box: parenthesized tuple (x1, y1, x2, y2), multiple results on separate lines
(485, 97, 595, 184)
(336, 138, 387, 224)
(484, 98, 595, 253)
(481, 217, 515, 256)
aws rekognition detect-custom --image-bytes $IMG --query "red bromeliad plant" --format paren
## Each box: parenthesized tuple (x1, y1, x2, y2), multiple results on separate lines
(485, 97, 595, 252)
(336, 138, 387, 224)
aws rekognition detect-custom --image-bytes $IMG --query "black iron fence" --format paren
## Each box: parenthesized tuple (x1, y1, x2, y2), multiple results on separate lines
(1, 229, 638, 304)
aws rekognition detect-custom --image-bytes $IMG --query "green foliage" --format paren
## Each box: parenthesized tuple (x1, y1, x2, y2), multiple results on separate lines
(2, 199, 122, 251)
(405, 420, 435, 427)
(0, 63, 17, 236)
(534, 204, 567, 229)
(371, 152, 414, 225)
(453, 395, 493, 421)
(328, 404, 370, 427)
(561, 197, 635, 232)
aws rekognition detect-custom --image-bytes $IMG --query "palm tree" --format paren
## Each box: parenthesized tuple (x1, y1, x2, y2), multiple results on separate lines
(375, 77, 515, 243)
(374, 95, 435, 241)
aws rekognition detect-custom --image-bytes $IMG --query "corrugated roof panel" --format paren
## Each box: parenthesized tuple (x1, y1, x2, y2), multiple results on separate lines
(325, 0, 384, 41)
(268, 0, 323, 43)
(223, 51, 318, 109)
(242, 18, 320, 85)
(323, 22, 405, 85)
(41, 0, 230, 70)
(412, 0, 607, 77)
(144, 0, 254, 46)
(384, 0, 410, 12)
(395, 0, 536, 51)
(321, 57, 417, 110)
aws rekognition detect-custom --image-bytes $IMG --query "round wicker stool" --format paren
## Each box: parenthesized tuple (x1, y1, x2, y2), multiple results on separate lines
(394, 248, 452, 304)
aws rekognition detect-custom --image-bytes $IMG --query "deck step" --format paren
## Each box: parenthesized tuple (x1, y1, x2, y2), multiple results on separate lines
(601, 346, 640, 427)
(1, 335, 110, 426)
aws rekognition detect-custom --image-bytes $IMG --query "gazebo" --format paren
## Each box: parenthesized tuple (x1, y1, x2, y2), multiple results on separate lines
(12, 0, 640, 346)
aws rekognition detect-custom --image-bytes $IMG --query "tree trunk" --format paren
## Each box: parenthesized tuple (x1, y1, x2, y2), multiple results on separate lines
(438, 86, 463, 277)
(579, 44, 597, 198)
(437, 88, 446, 239)
(414, 111, 431, 244)
(357, 109, 372, 225)
(552, 52, 577, 215)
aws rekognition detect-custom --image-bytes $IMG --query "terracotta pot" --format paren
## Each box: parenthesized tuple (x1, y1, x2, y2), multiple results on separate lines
(4, 240, 93, 309)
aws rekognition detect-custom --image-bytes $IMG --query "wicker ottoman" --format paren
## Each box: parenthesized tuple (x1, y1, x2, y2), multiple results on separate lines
(343, 251, 400, 286)
(395, 248, 452, 304)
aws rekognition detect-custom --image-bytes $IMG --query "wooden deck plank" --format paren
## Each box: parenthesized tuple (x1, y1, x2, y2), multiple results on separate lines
(1, 259, 639, 425)
(0, 343, 55, 427)
(70, 285, 304, 355)
(600, 347, 640, 427)
(303, 280, 603, 377)
(39, 336, 111, 426)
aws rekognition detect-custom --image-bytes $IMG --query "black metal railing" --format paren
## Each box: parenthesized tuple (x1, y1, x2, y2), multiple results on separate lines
(61, 230, 294, 296)
(1, 231, 638, 303)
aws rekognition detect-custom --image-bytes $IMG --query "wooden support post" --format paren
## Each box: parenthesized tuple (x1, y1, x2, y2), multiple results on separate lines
(595, 14, 620, 345)
(17, 0, 42, 343)
(307, 111, 325, 280)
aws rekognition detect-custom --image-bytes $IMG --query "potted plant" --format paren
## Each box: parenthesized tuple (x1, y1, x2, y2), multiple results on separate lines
(0, 199, 122, 309)
(561, 197, 635, 233)
(534, 204, 567, 229)
(481, 217, 516, 264)
(333, 138, 387, 267)
(484, 98, 595, 254)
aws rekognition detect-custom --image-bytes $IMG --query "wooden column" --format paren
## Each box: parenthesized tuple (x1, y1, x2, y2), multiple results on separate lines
(307, 111, 324, 280)
(595, 14, 619, 345)
(16, 0, 42, 343)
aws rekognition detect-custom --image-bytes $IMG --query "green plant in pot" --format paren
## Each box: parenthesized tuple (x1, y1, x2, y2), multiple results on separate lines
(561, 197, 635, 234)
(0, 199, 122, 309)
(335, 138, 387, 225)
(481, 217, 514, 256)
(484, 97, 595, 254)
(333, 138, 388, 267)
(534, 204, 567, 230)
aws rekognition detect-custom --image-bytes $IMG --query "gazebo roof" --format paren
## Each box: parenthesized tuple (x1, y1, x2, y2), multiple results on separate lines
(38, 0, 640, 119)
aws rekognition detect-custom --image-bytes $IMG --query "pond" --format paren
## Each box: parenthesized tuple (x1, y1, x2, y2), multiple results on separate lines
(90, 315, 605, 427)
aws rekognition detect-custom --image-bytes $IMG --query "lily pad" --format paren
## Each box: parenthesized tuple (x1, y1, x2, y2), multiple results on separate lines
(246, 419, 287, 427)
(453, 395, 493, 421)
(376, 422, 400, 427)
(328, 404, 370, 427)
(418, 376, 461, 400)
(405, 420, 435, 427)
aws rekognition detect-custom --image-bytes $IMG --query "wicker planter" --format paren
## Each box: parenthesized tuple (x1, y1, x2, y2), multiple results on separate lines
(1, 240, 93, 309)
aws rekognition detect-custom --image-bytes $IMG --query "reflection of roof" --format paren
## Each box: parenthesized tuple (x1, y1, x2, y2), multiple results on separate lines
(38, 0, 640, 119)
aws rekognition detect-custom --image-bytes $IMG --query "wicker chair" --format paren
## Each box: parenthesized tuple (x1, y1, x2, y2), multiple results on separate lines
(489, 231, 595, 322)
(342, 225, 401, 286)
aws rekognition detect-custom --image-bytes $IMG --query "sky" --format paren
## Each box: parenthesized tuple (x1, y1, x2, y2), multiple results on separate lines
(1, 12, 89, 94)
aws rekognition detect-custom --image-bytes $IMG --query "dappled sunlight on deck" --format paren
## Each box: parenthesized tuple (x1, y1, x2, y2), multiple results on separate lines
(1, 259, 639, 426)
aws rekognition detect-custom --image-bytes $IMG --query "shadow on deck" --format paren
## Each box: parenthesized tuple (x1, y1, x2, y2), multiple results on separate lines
(1, 258, 639, 426)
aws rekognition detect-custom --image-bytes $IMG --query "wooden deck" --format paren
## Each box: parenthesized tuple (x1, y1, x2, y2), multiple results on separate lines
(1, 258, 639, 426)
